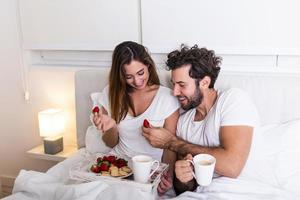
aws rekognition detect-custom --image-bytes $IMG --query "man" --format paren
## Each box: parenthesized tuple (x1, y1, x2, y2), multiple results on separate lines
(142, 45, 263, 195)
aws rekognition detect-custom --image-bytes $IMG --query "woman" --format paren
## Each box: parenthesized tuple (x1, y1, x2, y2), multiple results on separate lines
(93, 41, 179, 195)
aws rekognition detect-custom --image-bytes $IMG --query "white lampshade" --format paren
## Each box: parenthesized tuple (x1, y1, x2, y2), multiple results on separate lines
(38, 109, 65, 138)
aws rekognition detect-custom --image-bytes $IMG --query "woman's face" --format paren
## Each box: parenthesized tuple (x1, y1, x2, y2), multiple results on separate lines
(123, 60, 149, 90)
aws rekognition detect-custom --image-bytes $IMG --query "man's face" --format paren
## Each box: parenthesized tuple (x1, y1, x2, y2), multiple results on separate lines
(171, 65, 203, 110)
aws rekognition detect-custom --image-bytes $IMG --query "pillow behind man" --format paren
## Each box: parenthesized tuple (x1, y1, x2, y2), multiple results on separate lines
(260, 119, 300, 196)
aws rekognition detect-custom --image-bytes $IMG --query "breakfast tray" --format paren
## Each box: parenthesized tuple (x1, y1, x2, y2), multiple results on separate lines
(69, 153, 169, 193)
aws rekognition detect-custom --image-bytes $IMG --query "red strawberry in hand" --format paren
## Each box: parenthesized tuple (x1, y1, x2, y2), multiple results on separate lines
(143, 119, 150, 128)
(92, 106, 100, 114)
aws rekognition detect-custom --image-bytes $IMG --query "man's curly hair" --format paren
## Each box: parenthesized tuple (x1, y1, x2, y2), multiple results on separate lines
(166, 44, 222, 88)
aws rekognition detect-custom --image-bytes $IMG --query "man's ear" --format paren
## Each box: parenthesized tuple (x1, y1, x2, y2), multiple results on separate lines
(199, 76, 211, 88)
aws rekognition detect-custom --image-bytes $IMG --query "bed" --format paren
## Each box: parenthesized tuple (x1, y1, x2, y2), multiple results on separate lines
(4, 68, 300, 200)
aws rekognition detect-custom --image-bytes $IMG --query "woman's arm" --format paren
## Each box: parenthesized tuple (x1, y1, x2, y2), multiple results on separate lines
(94, 107, 119, 148)
(102, 126, 119, 148)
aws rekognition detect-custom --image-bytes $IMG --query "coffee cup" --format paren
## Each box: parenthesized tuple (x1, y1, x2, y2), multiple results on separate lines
(132, 155, 160, 183)
(187, 154, 216, 186)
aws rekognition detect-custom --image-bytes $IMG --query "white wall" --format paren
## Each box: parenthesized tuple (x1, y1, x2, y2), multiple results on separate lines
(19, 0, 140, 50)
(0, 0, 78, 180)
(142, 0, 300, 55)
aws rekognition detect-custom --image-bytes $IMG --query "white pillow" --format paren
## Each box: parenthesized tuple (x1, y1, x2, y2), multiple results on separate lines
(91, 92, 102, 108)
(86, 91, 112, 154)
(260, 119, 300, 195)
(91, 90, 110, 114)
(85, 126, 111, 154)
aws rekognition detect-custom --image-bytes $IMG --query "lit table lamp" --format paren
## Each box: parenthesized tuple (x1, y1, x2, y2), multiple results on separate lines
(38, 109, 65, 154)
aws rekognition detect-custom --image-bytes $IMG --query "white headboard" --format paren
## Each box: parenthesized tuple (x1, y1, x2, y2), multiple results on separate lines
(75, 69, 300, 148)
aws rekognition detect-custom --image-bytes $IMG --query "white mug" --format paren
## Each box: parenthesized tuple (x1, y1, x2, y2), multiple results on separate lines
(132, 155, 160, 183)
(187, 154, 216, 186)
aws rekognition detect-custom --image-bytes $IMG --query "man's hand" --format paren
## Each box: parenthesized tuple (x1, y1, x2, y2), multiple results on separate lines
(157, 171, 173, 196)
(175, 154, 194, 183)
(93, 112, 116, 133)
(142, 126, 175, 149)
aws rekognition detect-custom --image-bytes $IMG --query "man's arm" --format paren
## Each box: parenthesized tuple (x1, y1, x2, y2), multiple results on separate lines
(167, 126, 253, 178)
(158, 110, 179, 195)
(161, 110, 179, 171)
(173, 154, 197, 195)
(143, 125, 253, 178)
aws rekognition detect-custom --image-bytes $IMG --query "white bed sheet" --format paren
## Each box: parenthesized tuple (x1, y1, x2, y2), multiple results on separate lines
(4, 149, 158, 200)
(4, 146, 300, 200)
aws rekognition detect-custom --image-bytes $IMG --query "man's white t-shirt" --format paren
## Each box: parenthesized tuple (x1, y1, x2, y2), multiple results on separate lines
(177, 88, 273, 182)
(99, 85, 180, 161)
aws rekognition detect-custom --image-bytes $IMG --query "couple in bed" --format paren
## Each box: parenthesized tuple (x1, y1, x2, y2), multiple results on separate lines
(92, 41, 264, 196)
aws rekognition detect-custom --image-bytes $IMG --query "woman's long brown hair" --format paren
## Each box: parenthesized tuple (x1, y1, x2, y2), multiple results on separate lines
(109, 41, 160, 123)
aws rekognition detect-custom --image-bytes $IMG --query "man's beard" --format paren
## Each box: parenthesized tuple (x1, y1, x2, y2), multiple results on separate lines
(181, 87, 203, 111)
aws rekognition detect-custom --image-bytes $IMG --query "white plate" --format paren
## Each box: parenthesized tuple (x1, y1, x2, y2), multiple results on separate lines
(98, 171, 133, 179)
(69, 153, 168, 185)
(86, 154, 133, 179)
(88, 164, 133, 179)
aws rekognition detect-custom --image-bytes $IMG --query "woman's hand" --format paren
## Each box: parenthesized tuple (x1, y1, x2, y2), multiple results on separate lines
(93, 112, 116, 133)
(142, 126, 175, 149)
(175, 154, 194, 183)
(157, 170, 173, 196)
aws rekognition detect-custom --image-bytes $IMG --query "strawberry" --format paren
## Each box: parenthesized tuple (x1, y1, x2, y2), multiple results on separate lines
(90, 164, 101, 173)
(102, 161, 110, 166)
(143, 119, 150, 128)
(96, 157, 102, 164)
(102, 156, 108, 162)
(92, 106, 100, 114)
(106, 155, 116, 163)
(99, 163, 109, 171)
(115, 158, 127, 168)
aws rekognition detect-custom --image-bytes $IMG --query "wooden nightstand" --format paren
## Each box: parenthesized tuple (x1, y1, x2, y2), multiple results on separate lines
(27, 144, 78, 162)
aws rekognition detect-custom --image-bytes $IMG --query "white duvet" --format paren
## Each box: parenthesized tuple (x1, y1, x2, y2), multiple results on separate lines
(4, 120, 300, 200)
(4, 149, 298, 200)
(172, 177, 296, 200)
(5, 149, 156, 200)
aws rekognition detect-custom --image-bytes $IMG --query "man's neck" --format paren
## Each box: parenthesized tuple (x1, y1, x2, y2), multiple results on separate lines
(194, 89, 217, 121)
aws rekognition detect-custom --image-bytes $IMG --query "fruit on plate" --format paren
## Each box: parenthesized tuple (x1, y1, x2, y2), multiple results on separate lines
(92, 106, 100, 114)
(143, 119, 150, 128)
(99, 163, 109, 171)
(114, 158, 127, 168)
(90, 164, 101, 173)
(90, 155, 132, 177)
(103, 155, 116, 163)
